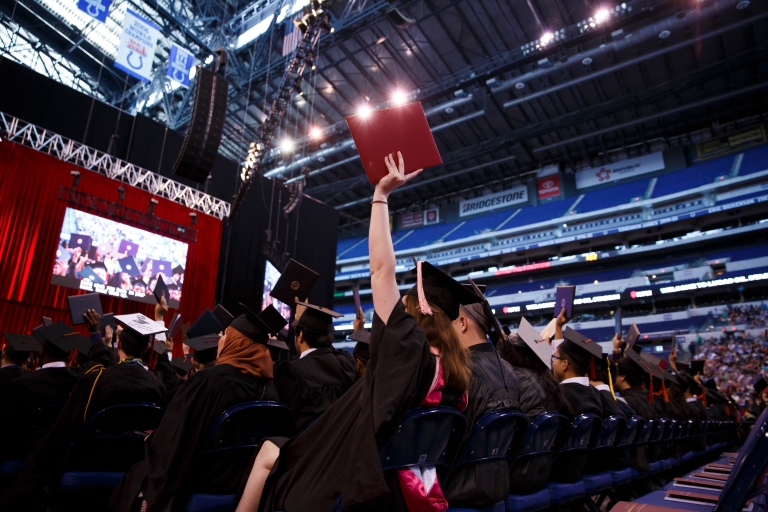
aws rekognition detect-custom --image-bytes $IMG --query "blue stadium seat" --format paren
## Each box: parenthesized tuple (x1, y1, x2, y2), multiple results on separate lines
(576, 179, 650, 214)
(548, 413, 602, 483)
(378, 406, 467, 471)
(620, 409, 768, 511)
(443, 410, 528, 511)
(0, 402, 64, 485)
(584, 415, 625, 475)
(653, 153, 736, 197)
(508, 412, 570, 495)
(180, 401, 294, 512)
(610, 416, 642, 474)
(736, 143, 768, 176)
(51, 403, 165, 511)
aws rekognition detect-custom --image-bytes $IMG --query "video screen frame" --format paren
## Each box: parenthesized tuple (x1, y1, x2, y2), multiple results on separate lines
(51, 207, 188, 308)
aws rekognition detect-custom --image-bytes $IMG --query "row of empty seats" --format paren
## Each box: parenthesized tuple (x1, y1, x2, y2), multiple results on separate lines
(336, 144, 768, 263)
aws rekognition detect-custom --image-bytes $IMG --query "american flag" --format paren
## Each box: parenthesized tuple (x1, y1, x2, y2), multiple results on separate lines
(282, 20, 302, 56)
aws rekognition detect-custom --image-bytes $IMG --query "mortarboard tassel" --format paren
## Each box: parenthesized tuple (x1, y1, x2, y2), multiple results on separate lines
(416, 261, 433, 317)
(649, 378, 654, 405)
(67, 348, 78, 367)
(606, 358, 617, 401)
(148, 346, 158, 370)
(662, 381, 669, 403)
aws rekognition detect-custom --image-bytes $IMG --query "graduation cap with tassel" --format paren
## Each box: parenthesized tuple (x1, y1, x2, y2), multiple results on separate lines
(560, 326, 602, 380)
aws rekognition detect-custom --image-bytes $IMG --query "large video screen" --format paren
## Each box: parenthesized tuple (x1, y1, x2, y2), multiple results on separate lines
(52, 208, 188, 308)
(262, 260, 291, 323)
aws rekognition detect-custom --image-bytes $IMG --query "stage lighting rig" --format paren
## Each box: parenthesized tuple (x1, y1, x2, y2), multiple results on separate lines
(233, 5, 334, 217)
(189, 212, 197, 226)
(70, 170, 81, 188)
(117, 186, 125, 203)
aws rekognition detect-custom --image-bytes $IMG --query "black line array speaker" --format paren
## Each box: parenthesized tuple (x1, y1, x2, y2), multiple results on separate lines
(173, 67, 229, 183)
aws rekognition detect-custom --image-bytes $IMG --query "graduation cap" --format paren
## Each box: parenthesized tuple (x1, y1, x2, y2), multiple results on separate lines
(404, 261, 483, 321)
(79, 266, 106, 285)
(231, 303, 289, 344)
(3, 333, 42, 353)
(560, 326, 602, 378)
(131, 279, 147, 289)
(754, 378, 767, 395)
(267, 337, 290, 352)
(270, 259, 319, 306)
(184, 334, 220, 364)
(212, 304, 235, 329)
(114, 313, 167, 338)
(90, 261, 108, 272)
(118, 256, 142, 278)
(514, 317, 552, 369)
(42, 316, 53, 327)
(187, 309, 223, 339)
(640, 353, 678, 384)
(32, 324, 46, 345)
(350, 329, 371, 364)
(38, 322, 90, 353)
(69, 233, 92, 252)
(171, 356, 194, 376)
(173, 265, 184, 275)
(67, 292, 104, 325)
(293, 302, 342, 334)
(153, 275, 169, 304)
(624, 348, 665, 404)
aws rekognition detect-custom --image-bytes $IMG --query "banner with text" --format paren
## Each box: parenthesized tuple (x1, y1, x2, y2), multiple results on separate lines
(459, 185, 528, 217)
(401, 212, 424, 229)
(424, 208, 439, 225)
(114, 9, 160, 82)
(77, 0, 111, 22)
(167, 44, 194, 87)
(575, 152, 665, 189)
(537, 175, 561, 200)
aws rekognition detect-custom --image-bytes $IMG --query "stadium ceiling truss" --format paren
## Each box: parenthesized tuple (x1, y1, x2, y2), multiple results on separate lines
(0, 111, 231, 219)
(2, 0, 767, 226)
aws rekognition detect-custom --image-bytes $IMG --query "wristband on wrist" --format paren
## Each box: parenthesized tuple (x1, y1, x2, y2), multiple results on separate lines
(371, 199, 388, 205)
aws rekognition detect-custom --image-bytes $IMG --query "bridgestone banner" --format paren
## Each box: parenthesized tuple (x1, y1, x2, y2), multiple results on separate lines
(459, 186, 528, 217)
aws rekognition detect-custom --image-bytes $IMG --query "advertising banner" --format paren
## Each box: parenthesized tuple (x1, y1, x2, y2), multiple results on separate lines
(459, 185, 528, 217)
(575, 152, 664, 189)
(114, 9, 161, 82)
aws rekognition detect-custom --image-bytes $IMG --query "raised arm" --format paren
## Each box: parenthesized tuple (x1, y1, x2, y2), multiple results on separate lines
(369, 152, 422, 324)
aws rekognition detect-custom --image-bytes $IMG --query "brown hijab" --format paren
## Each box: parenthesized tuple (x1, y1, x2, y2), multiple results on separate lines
(216, 326, 274, 379)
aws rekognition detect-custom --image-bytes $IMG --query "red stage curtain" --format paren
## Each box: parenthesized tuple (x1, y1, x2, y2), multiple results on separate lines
(0, 141, 222, 356)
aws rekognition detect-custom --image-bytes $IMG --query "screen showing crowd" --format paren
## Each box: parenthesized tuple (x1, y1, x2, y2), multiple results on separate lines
(262, 260, 292, 323)
(51, 208, 188, 308)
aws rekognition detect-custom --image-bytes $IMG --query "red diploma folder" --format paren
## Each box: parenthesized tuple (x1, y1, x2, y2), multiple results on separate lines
(346, 102, 442, 184)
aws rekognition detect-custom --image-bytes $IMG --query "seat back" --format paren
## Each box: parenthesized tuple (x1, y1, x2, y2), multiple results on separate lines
(549, 414, 602, 483)
(610, 416, 642, 469)
(201, 401, 294, 453)
(63, 403, 165, 472)
(714, 408, 768, 512)
(648, 417, 669, 462)
(379, 407, 467, 472)
(451, 410, 528, 469)
(584, 415, 625, 474)
(508, 412, 570, 494)
(185, 401, 293, 495)
(5, 403, 65, 461)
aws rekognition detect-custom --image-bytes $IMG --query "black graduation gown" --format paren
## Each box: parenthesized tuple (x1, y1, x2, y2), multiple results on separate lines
(561, 382, 605, 417)
(110, 364, 279, 512)
(443, 343, 520, 508)
(686, 399, 707, 421)
(513, 367, 548, 421)
(152, 354, 185, 402)
(0, 362, 166, 512)
(0, 364, 24, 393)
(620, 387, 656, 420)
(274, 347, 357, 432)
(258, 301, 438, 512)
(615, 397, 636, 418)
(0, 366, 81, 462)
(595, 386, 627, 418)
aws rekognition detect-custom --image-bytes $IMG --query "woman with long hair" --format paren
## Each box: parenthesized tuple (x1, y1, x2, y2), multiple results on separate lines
(236, 152, 482, 512)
